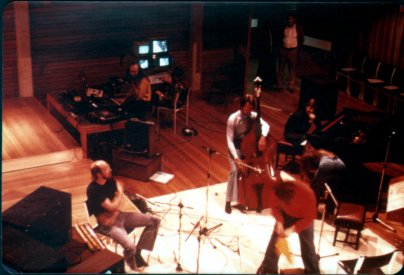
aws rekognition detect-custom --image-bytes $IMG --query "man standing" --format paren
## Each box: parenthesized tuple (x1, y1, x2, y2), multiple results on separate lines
(225, 93, 270, 214)
(277, 14, 304, 93)
(86, 160, 160, 271)
(257, 175, 319, 274)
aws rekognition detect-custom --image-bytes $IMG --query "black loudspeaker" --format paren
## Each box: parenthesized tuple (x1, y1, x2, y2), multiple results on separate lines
(299, 74, 339, 121)
(2, 186, 72, 248)
(124, 118, 157, 158)
(2, 225, 67, 273)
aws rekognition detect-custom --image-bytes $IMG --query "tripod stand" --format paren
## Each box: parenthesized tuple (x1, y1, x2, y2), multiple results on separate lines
(183, 146, 224, 273)
(371, 130, 396, 233)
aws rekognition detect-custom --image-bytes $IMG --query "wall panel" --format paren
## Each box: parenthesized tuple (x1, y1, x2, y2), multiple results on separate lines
(2, 3, 19, 98)
(28, 2, 191, 102)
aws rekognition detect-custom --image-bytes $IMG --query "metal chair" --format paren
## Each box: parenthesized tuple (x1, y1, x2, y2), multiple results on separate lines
(157, 87, 191, 135)
(337, 250, 400, 274)
(83, 200, 138, 253)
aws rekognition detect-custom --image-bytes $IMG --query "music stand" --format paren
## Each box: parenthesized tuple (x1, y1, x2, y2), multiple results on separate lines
(371, 130, 396, 233)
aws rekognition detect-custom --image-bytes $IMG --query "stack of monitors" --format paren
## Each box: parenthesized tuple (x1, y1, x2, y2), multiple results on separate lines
(135, 39, 171, 70)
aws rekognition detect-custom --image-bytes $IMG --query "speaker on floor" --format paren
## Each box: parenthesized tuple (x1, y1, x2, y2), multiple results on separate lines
(2, 186, 72, 248)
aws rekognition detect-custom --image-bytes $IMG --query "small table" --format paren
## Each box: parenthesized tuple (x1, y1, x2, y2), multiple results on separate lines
(47, 92, 127, 158)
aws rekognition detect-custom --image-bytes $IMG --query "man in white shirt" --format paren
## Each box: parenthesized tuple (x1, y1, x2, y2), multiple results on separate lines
(277, 15, 304, 93)
(225, 94, 270, 214)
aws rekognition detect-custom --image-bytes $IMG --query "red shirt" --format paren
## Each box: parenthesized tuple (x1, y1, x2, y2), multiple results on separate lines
(267, 181, 317, 233)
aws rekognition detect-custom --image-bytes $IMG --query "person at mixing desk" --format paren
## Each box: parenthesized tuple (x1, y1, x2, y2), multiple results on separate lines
(152, 66, 187, 111)
(120, 62, 152, 119)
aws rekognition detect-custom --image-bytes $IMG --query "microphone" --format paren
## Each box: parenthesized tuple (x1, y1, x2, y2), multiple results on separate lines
(186, 215, 204, 242)
(201, 146, 219, 155)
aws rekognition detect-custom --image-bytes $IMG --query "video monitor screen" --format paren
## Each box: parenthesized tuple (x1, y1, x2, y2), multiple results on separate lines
(152, 40, 168, 53)
(139, 59, 149, 69)
(138, 44, 150, 55)
(159, 56, 170, 67)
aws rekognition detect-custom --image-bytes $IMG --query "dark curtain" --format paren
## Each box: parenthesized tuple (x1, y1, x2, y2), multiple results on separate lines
(360, 7, 404, 68)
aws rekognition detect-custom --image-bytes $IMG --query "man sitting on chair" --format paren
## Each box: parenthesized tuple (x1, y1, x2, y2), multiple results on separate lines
(86, 160, 160, 271)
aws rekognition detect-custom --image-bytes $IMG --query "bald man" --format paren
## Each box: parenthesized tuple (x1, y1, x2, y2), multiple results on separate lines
(86, 160, 160, 271)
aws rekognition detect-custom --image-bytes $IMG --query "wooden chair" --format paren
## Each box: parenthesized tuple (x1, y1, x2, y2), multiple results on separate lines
(325, 183, 366, 250)
(337, 250, 400, 274)
(275, 140, 304, 171)
(157, 87, 191, 135)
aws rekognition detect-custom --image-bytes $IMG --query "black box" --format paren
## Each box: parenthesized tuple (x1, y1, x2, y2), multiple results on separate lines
(2, 186, 72, 248)
(2, 225, 67, 273)
(113, 151, 162, 181)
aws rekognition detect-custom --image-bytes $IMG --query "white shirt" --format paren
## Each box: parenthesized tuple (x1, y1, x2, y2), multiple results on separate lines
(226, 110, 270, 159)
(283, 25, 298, 49)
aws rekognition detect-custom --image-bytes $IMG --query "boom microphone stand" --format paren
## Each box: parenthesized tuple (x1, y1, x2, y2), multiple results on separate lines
(198, 146, 224, 235)
(372, 130, 396, 233)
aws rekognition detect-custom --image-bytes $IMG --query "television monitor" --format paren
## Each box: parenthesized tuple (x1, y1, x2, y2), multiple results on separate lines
(139, 58, 149, 69)
(133, 41, 150, 56)
(152, 39, 168, 53)
(159, 56, 170, 67)
(138, 44, 150, 55)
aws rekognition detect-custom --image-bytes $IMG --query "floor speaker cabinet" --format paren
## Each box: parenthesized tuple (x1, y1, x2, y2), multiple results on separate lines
(113, 150, 162, 181)
(299, 74, 339, 121)
(124, 118, 157, 158)
(2, 186, 72, 248)
(2, 224, 68, 273)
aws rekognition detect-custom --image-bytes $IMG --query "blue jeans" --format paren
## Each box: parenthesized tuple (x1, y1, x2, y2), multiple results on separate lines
(100, 212, 160, 269)
(261, 211, 319, 274)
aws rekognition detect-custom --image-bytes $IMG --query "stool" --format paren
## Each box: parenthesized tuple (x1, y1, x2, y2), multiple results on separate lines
(333, 202, 366, 250)
(275, 140, 303, 170)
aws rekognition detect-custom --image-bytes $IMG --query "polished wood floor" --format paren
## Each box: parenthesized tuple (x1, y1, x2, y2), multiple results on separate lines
(2, 84, 403, 256)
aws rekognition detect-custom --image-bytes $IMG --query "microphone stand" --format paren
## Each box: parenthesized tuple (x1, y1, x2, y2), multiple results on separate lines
(176, 200, 184, 271)
(317, 185, 339, 259)
(372, 130, 396, 233)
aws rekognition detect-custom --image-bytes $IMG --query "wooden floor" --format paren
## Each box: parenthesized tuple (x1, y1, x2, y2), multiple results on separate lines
(2, 85, 404, 256)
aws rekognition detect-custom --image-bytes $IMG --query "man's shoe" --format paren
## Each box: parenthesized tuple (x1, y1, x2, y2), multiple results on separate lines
(225, 201, 232, 214)
(135, 251, 149, 268)
(233, 204, 247, 213)
(257, 264, 276, 274)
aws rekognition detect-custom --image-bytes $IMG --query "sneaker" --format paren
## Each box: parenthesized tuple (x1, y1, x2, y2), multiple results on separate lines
(225, 201, 232, 214)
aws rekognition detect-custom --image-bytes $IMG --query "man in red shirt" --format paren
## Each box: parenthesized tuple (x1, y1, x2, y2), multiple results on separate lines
(257, 175, 319, 274)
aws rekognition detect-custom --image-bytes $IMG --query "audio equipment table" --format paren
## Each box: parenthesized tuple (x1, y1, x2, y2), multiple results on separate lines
(47, 91, 127, 158)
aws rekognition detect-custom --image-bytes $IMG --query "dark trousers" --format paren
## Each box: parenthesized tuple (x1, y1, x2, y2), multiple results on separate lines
(261, 211, 319, 274)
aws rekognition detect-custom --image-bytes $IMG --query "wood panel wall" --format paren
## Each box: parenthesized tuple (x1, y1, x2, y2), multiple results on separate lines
(6, 3, 398, 101)
(3, 3, 19, 99)
(27, 2, 192, 103)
